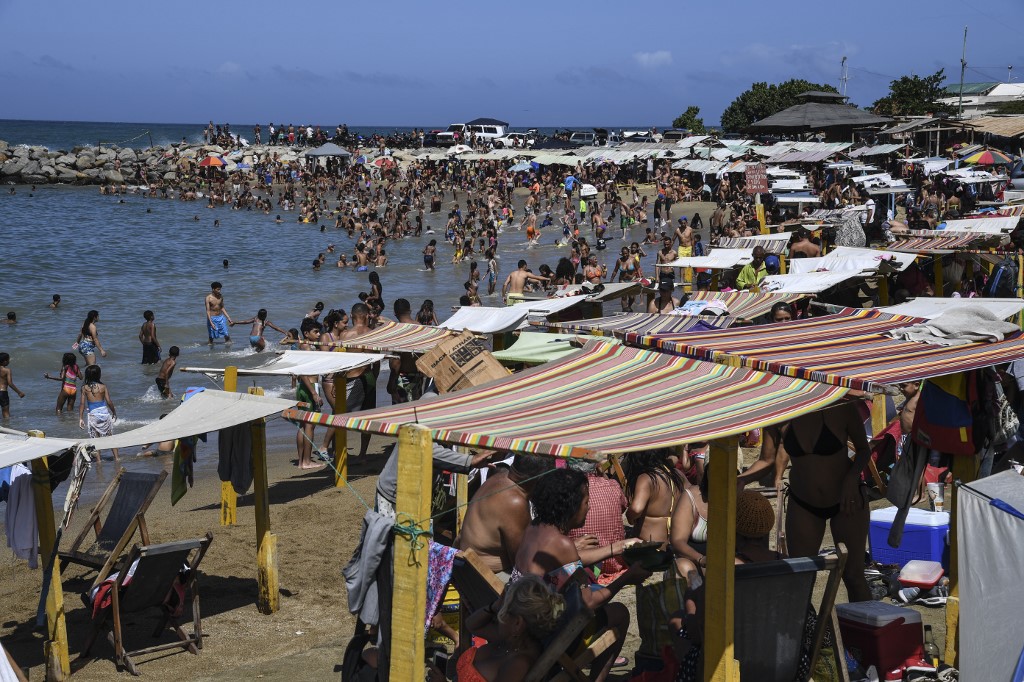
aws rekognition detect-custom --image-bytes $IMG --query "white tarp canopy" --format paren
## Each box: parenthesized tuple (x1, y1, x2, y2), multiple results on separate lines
(183, 350, 385, 376)
(787, 246, 917, 275)
(82, 390, 297, 450)
(510, 295, 589, 315)
(760, 271, 861, 293)
(958, 471, 1024, 682)
(440, 306, 529, 334)
(656, 248, 753, 270)
(544, 282, 640, 301)
(878, 298, 1024, 320)
(0, 433, 79, 469)
(939, 216, 1019, 234)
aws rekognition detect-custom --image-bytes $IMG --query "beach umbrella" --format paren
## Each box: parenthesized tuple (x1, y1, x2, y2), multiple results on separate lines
(198, 156, 227, 167)
(580, 184, 599, 198)
(509, 161, 532, 172)
(963, 148, 1015, 166)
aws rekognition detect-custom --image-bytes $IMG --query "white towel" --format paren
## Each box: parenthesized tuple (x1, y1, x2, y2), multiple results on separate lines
(888, 306, 1020, 347)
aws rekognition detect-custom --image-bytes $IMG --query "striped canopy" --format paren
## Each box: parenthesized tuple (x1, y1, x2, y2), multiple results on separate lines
(548, 313, 733, 336)
(631, 308, 1024, 391)
(336, 320, 456, 354)
(717, 235, 789, 255)
(890, 234, 995, 253)
(284, 341, 847, 458)
(687, 291, 808, 320)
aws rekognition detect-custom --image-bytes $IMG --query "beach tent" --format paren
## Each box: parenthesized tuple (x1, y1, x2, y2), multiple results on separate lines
(958, 471, 1024, 682)
(491, 332, 621, 365)
(747, 92, 891, 134)
(304, 143, 352, 158)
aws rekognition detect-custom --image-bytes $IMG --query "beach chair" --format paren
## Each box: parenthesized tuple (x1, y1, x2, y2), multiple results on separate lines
(733, 545, 848, 682)
(81, 533, 213, 676)
(59, 468, 167, 585)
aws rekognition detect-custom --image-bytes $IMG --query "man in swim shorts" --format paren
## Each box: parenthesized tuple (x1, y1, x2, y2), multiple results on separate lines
(673, 217, 693, 258)
(205, 281, 232, 345)
(502, 259, 550, 305)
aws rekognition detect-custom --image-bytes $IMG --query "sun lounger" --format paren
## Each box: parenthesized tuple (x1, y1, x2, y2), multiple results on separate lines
(80, 532, 213, 676)
(59, 468, 167, 586)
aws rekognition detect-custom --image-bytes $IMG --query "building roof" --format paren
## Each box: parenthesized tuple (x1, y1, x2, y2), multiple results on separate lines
(943, 82, 999, 96)
(748, 103, 891, 132)
(965, 115, 1024, 139)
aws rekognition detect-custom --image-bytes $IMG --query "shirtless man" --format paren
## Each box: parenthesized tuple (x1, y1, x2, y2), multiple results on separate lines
(339, 303, 379, 456)
(0, 353, 25, 419)
(388, 299, 423, 403)
(648, 281, 680, 313)
(456, 453, 553, 577)
(205, 282, 232, 345)
(501, 259, 549, 305)
(673, 217, 694, 258)
(789, 229, 821, 258)
(139, 310, 161, 364)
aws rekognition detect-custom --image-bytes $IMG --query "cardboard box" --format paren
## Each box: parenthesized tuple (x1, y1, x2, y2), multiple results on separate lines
(416, 331, 508, 394)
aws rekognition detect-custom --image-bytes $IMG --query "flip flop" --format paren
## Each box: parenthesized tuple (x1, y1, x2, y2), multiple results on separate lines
(612, 656, 629, 668)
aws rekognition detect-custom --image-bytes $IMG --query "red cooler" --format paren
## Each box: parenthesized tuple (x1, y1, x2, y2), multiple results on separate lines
(836, 601, 924, 675)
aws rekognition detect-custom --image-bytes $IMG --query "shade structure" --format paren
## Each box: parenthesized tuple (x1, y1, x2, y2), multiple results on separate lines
(888, 234, 992, 253)
(441, 297, 589, 334)
(656, 248, 753, 270)
(548, 313, 732, 336)
(939, 216, 1019, 234)
(687, 291, 808, 320)
(304, 142, 352, 157)
(183, 350, 385, 377)
(83, 390, 298, 450)
(0, 433, 79, 469)
(632, 308, 1024, 391)
(962, 148, 1014, 166)
(760, 270, 864, 294)
(491, 332, 621, 365)
(284, 341, 848, 458)
(334, 321, 457, 354)
(747, 102, 891, 133)
(197, 156, 226, 167)
(786, 246, 917, 275)
(878, 298, 1024, 321)
(716, 235, 789, 255)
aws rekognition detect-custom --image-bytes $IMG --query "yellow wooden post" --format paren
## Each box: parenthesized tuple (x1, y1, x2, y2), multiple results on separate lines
(390, 424, 433, 682)
(878, 276, 889, 306)
(455, 472, 469, 534)
(220, 366, 239, 526)
(779, 254, 787, 275)
(704, 434, 740, 682)
(943, 453, 976, 667)
(492, 333, 506, 352)
(28, 431, 70, 681)
(870, 394, 886, 436)
(933, 257, 944, 297)
(1017, 254, 1024, 329)
(249, 386, 279, 614)
(334, 373, 348, 487)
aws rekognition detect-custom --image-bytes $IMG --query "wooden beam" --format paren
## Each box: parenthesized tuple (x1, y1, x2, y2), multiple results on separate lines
(334, 371, 348, 487)
(455, 472, 469, 534)
(704, 435, 739, 682)
(220, 366, 239, 525)
(249, 386, 278, 615)
(877, 275, 889, 306)
(389, 424, 433, 682)
(1017, 254, 1023, 329)
(943, 453, 976, 667)
(28, 433, 69, 682)
(933, 257, 944, 297)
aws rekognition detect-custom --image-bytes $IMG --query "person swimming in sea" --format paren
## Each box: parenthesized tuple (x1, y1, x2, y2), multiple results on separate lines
(232, 308, 288, 352)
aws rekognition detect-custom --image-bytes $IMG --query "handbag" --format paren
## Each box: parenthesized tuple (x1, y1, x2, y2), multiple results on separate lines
(634, 563, 689, 659)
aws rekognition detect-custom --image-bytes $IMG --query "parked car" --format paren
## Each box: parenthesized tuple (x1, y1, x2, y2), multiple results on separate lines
(568, 128, 621, 147)
(436, 123, 467, 147)
(422, 130, 442, 147)
(493, 132, 535, 148)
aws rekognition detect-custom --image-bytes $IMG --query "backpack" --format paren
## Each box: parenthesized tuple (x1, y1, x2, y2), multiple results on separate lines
(982, 257, 1019, 298)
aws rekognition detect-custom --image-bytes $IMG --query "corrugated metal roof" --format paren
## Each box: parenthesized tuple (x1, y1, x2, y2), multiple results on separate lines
(847, 144, 904, 158)
(942, 82, 998, 96)
(965, 116, 1024, 139)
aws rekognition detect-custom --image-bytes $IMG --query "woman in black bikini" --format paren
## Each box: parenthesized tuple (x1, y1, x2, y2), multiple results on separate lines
(781, 402, 872, 602)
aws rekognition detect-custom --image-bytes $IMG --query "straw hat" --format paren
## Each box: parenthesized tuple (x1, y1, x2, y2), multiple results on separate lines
(736, 491, 775, 538)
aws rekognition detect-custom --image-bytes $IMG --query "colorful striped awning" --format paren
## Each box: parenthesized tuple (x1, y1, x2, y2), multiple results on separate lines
(548, 313, 733, 336)
(630, 308, 1024, 391)
(687, 291, 808, 320)
(283, 341, 848, 458)
(890, 235, 993, 252)
(717, 236, 789, 255)
(336, 320, 457, 354)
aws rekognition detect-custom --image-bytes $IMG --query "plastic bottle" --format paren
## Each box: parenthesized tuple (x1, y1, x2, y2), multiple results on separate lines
(923, 624, 941, 667)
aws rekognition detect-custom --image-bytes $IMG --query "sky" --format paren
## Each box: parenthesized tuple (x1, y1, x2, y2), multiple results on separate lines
(1, 0, 1023, 128)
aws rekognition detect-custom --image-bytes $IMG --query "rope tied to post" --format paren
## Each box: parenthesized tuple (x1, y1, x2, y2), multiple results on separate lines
(393, 512, 432, 564)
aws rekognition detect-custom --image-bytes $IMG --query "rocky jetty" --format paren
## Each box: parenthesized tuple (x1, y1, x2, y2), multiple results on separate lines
(0, 140, 269, 186)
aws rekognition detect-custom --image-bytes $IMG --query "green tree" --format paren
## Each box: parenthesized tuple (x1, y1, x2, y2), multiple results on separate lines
(672, 105, 706, 134)
(993, 100, 1024, 114)
(872, 69, 954, 117)
(720, 79, 839, 132)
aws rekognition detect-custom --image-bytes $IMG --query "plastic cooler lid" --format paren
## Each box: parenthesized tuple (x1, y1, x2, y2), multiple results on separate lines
(836, 600, 922, 626)
(899, 560, 944, 588)
(870, 507, 949, 527)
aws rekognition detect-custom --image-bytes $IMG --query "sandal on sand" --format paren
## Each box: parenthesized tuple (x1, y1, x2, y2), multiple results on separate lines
(612, 656, 629, 668)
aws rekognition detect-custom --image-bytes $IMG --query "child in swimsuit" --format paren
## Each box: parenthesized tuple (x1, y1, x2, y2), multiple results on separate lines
(231, 308, 287, 353)
(44, 352, 80, 414)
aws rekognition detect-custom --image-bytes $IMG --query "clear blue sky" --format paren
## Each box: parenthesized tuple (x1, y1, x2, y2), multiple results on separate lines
(2, 0, 1022, 127)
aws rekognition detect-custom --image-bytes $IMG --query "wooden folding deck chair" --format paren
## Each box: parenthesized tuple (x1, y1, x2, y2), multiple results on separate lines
(59, 468, 167, 585)
(81, 533, 213, 676)
(733, 545, 849, 682)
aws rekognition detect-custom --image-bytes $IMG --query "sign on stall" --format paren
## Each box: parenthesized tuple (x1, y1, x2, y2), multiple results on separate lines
(745, 164, 768, 195)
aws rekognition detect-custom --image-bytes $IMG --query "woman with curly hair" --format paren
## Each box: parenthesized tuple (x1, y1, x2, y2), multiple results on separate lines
(512, 468, 649, 682)
(456, 575, 566, 682)
(623, 448, 685, 544)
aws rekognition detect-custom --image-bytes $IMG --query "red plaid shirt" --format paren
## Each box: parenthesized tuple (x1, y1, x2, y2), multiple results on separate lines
(569, 474, 628, 575)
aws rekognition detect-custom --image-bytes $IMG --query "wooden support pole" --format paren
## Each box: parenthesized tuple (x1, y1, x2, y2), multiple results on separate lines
(704, 434, 740, 682)
(220, 366, 239, 525)
(1017, 254, 1024, 329)
(455, 472, 469, 534)
(933, 257, 944, 297)
(249, 386, 279, 615)
(779, 255, 787, 275)
(334, 372, 348, 487)
(943, 453, 976, 667)
(870, 394, 886, 436)
(878, 276, 889, 306)
(390, 424, 433, 682)
(28, 433, 69, 682)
